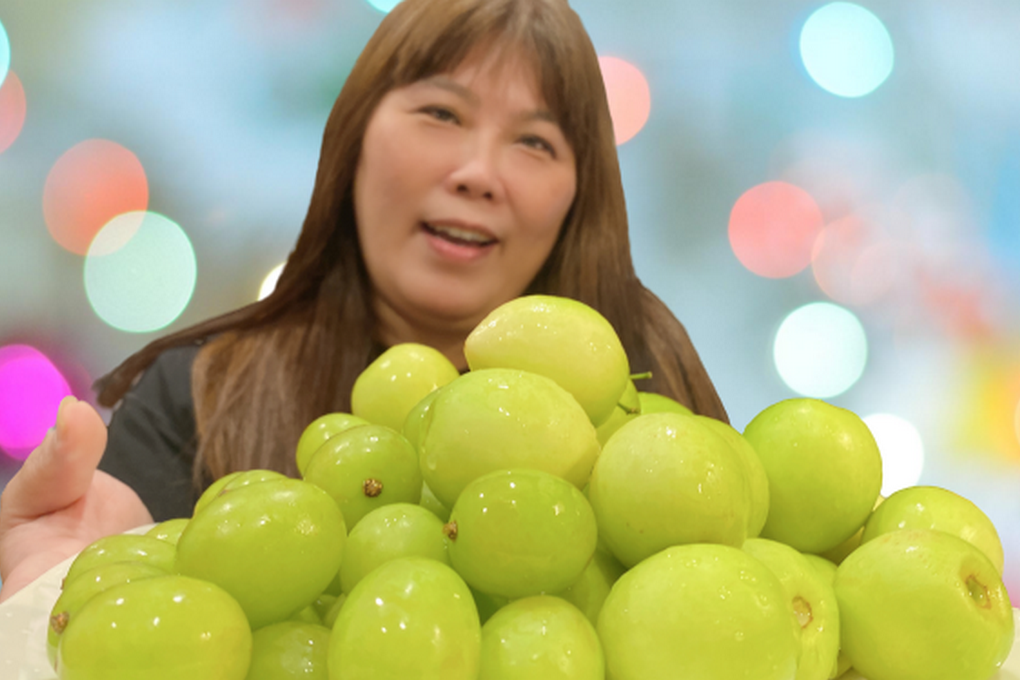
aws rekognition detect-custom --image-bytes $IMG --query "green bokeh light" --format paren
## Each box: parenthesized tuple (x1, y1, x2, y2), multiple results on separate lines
(84, 211, 197, 333)
(800, 2, 894, 98)
(0, 18, 10, 88)
(773, 302, 868, 398)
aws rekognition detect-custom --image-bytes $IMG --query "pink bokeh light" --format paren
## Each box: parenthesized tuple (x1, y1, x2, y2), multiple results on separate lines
(0, 345, 73, 460)
(728, 181, 825, 279)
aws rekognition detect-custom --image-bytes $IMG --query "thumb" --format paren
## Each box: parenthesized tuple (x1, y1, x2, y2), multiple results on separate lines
(1, 396, 108, 521)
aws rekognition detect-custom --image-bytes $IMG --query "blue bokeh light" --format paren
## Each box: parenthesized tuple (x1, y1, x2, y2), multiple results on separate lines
(0, 18, 11, 89)
(800, 2, 895, 98)
(365, 0, 402, 14)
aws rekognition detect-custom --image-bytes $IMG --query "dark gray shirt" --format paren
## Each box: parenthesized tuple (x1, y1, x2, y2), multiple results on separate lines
(97, 344, 202, 522)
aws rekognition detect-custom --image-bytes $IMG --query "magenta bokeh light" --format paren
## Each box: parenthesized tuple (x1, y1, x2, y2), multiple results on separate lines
(0, 345, 73, 460)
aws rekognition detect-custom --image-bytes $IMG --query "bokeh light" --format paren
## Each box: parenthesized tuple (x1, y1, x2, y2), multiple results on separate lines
(598, 56, 651, 146)
(1014, 398, 1020, 451)
(84, 211, 198, 333)
(863, 413, 925, 497)
(0, 17, 9, 88)
(259, 262, 285, 301)
(0, 70, 25, 154)
(729, 181, 825, 279)
(800, 2, 895, 98)
(43, 139, 149, 255)
(774, 302, 868, 398)
(955, 346, 1020, 463)
(0, 345, 73, 460)
(365, 0, 402, 13)
(811, 210, 900, 307)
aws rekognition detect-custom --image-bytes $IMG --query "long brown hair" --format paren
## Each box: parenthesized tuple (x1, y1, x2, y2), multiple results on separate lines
(96, 0, 727, 487)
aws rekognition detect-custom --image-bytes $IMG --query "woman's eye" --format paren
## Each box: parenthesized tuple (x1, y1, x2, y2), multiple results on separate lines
(422, 106, 459, 124)
(522, 135, 556, 156)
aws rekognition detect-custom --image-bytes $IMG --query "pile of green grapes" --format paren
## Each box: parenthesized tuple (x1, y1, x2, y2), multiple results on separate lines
(49, 296, 1015, 680)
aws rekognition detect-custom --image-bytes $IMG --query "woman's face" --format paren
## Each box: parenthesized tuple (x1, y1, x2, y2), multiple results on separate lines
(353, 46, 577, 338)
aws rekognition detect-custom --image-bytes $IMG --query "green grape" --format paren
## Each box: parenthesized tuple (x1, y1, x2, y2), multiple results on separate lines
(247, 621, 331, 680)
(56, 575, 252, 680)
(588, 412, 750, 567)
(47, 561, 167, 669)
(800, 554, 852, 678)
(290, 594, 337, 626)
(834, 529, 1014, 680)
(291, 603, 323, 625)
(636, 391, 692, 415)
(63, 534, 176, 587)
(479, 595, 604, 680)
(554, 546, 627, 626)
(419, 369, 600, 509)
(351, 343, 460, 432)
(322, 593, 347, 629)
(464, 295, 631, 427)
(175, 478, 346, 629)
(419, 481, 450, 522)
(339, 503, 450, 594)
(469, 585, 510, 626)
(145, 517, 189, 545)
(743, 398, 882, 554)
(329, 557, 481, 679)
(193, 470, 244, 516)
(445, 469, 598, 599)
(193, 468, 288, 517)
(695, 414, 771, 538)
(743, 538, 840, 680)
(302, 424, 421, 531)
(295, 412, 370, 476)
(597, 544, 799, 680)
(595, 380, 639, 447)
(312, 594, 337, 621)
(402, 388, 441, 454)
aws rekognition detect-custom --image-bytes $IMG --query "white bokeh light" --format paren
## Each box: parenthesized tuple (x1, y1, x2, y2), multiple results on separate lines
(773, 302, 868, 398)
(258, 263, 285, 301)
(864, 413, 925, 497)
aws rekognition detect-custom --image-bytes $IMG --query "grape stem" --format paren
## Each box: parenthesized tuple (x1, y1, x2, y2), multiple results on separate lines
(629, 372, 653, 381)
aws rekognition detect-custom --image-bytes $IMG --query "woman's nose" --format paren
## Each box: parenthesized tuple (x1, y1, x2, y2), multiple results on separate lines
(445, 137, 505, 202)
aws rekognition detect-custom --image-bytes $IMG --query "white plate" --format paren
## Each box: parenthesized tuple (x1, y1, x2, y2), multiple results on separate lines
(1, 528, 1019, 679)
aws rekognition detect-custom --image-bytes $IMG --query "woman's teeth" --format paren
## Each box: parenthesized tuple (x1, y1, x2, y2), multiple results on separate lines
(424, 222, 495, 245)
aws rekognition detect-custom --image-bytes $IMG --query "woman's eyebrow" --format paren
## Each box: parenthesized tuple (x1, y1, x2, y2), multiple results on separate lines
(419, 75, 558, 125)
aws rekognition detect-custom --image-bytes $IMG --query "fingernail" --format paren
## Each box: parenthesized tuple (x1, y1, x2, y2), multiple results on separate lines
(55, 395, 78, 434)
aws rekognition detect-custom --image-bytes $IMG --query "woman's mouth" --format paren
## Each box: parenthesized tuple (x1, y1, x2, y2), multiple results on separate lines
(421, 221, 499, 247)
(420, 221, 498, 263)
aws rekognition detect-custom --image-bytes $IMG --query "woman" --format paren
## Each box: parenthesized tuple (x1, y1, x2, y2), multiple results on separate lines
(0, 0, 726, 602)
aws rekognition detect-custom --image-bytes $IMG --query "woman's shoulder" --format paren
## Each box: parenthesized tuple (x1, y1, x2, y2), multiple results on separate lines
(126, 341, 205, 414)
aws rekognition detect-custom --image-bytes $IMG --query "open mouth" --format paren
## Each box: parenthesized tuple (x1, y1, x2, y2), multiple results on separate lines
(421, 222, 498, 247)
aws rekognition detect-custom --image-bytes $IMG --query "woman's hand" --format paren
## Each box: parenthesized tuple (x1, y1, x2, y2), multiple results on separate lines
(0, 396, 154, 603)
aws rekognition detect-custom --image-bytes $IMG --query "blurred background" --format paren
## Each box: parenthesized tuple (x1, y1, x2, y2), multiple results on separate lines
(0, 0, 1017, 599)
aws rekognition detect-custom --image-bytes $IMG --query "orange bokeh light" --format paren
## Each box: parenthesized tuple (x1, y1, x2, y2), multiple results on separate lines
(0, 70, 26, 154)
(43, 139, 149, 256)
(728, 181, 825, 279)
(598, 56, 652, 146)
